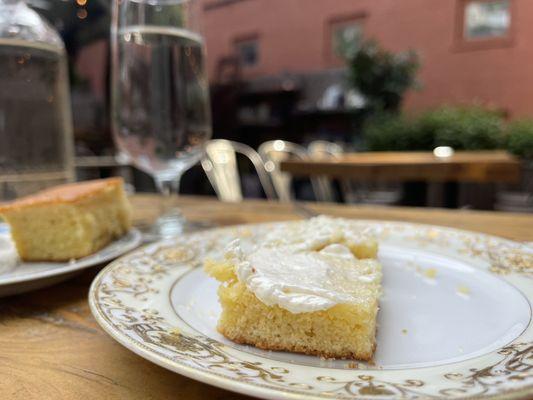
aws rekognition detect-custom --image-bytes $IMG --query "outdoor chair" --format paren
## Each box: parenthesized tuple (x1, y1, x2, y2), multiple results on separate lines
(202, 139, 276, 202)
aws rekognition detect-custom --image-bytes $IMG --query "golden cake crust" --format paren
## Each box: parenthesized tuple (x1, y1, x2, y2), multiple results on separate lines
(219, 324, 376, 360)
(0, 177, 125, 210)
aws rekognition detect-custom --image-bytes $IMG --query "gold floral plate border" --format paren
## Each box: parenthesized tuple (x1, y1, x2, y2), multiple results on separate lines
(89, 220, 533, 399)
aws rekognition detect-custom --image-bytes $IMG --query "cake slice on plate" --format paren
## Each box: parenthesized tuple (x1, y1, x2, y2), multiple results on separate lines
(205, 216, 382, 360)
(0, 178, 132, 261)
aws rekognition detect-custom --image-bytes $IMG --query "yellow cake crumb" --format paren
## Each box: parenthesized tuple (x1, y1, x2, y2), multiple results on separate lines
(424, 268, 438, 279)
(0, 178, 131, 261)
(457, 285, 471, 296)
(346, 361, 359, 369)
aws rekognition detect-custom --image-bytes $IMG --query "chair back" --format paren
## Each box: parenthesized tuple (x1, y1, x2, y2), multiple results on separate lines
(202, 139, 275, 202)
(308, 140, 344, 159)
(258, 140, 308, 202)
(307, 140, 345, 202)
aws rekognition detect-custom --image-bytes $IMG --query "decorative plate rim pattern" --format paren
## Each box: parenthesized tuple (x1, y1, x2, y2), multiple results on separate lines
(89, 220, 533, 400)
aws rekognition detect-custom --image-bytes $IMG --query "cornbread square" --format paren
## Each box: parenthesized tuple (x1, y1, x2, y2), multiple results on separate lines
(0, 178, 132, 261)
(205, 217, 382, 360)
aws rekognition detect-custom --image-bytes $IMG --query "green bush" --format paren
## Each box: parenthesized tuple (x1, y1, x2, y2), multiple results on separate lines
(363, 106, 505, 151)
(364, 113, 430, 151)
(418, 106, 504, 150)
(506, 119, 533, 159)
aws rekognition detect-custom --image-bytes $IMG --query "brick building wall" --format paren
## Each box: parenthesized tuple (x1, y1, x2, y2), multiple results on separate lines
(200, 0, 533, 118)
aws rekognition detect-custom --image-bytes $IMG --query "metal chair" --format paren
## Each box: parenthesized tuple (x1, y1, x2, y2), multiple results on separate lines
(308, 140, 401, 205)
(202, 139, 276, 202)
(495, 192, 533, 213)
(308, 140, 345, 157)
(344, 178, 402, 206)
(495, 162, 533, 213)
(258, 140, 331, 202)
(257, 140, 304, 202)
(307, 140, 344, 202)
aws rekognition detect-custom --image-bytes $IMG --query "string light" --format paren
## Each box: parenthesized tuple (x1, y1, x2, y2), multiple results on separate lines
(77, 8, 88, 19)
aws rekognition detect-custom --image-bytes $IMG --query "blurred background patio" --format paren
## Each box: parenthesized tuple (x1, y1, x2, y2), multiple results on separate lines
(11, 0, 533, 211)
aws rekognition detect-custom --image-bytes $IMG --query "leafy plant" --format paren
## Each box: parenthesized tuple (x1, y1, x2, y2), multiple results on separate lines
(506, 119, 533, 159)
(364, 113, 430, 151)
(345, 39, 420, 112)
(363, 106, 506, 151)
(417, 106, 504, 150)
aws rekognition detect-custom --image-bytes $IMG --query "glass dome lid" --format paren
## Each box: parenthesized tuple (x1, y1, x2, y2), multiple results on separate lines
(0, 0, 64, 49)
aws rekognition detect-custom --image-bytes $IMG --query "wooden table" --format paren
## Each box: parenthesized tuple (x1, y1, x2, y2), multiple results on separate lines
(280, 151, 521, 183)
(2, 195, 533, 399)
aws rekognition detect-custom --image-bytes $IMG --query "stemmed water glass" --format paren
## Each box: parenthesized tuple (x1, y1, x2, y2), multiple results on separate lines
(111, 0, 211, 238)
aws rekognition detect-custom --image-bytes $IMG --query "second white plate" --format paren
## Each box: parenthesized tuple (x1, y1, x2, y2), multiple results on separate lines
(0, 224, 142, 297)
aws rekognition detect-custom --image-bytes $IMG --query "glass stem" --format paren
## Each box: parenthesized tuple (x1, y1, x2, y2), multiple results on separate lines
(155, 174, 184, 221)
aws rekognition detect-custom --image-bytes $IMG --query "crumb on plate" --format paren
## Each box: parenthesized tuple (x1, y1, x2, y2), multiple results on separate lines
(457, 285, 471, 296)
(424, 268, 437, 279)
(169, 327, 180, 335)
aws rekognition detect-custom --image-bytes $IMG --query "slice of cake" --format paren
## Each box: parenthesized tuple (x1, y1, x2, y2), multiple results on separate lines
(0, 178, 132, 261)
(205, 216, 382, 360)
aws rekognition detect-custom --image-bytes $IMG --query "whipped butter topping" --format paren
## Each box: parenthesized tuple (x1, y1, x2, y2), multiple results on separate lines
(261, 215, 372, 252)
(0, 232, 19, 274)
(225, 217, 380, 314)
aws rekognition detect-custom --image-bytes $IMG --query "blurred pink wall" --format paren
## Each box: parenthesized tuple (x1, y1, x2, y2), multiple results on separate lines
(200, 0, 533, 118)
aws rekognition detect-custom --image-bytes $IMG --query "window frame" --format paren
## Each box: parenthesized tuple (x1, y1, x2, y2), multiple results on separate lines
(454, 0, 515, 51)
(325, 11, 367, 66)
(233, 33, 260, 69)
(203, 0, 251, 12)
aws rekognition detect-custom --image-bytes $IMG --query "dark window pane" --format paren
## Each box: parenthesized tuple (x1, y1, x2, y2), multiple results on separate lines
(237, 40, 259, 67)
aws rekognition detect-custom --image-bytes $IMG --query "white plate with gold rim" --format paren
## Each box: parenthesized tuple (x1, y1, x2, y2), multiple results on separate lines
(89, 220, 533, 399)
(0, 223, 142, 297)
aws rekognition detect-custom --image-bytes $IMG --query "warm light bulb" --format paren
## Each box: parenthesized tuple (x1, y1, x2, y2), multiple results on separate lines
(77, 9, 88, 19)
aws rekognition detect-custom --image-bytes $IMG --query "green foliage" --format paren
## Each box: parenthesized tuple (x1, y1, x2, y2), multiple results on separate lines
(364, 113, 430, 151)
(346, 39, 419, 112)
(506, 119, 533, 159)
(364, 106, 506, 151)
(417, 106, 504, 150)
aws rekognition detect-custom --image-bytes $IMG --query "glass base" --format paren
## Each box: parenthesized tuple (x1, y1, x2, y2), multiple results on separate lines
(139, 211, 213, 242)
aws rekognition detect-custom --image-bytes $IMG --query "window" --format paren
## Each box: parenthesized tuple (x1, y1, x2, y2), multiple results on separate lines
(327, 12, 366, 65)
(454, 0, 513, 50)
(331, 22, 362, 59)
(235, 39, 259, 68)
(204, 0, 250, 12)
(464, 0, 510, 40)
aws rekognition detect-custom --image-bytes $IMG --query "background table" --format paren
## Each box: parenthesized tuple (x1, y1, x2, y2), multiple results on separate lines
(280, 151, 521, 183)
(1, 195, 532, 399)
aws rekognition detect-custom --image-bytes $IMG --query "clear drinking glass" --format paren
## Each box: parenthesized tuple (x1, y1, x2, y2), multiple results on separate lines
(111, 0, 212, 237)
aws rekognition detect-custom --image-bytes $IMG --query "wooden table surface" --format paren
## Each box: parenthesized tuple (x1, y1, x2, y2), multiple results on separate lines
(2, 195, 533, 399)
(280, 150, 521, 183)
